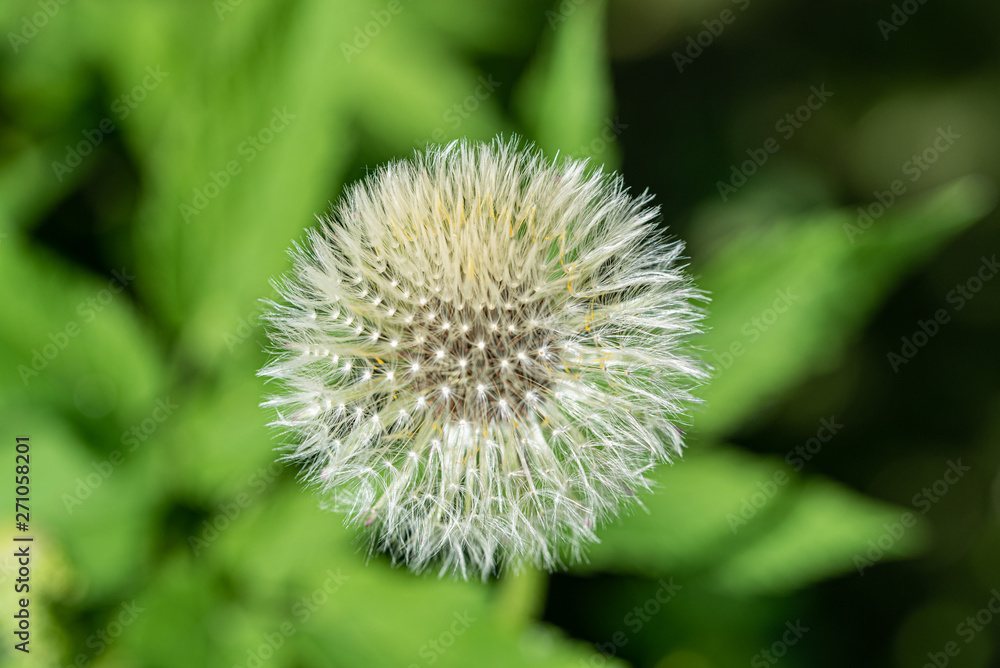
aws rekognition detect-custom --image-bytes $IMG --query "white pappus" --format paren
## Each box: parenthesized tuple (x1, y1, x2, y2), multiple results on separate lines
(259, 137, 708, 579)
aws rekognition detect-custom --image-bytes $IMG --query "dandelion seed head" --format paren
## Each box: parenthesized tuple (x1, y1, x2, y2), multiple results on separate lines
(259, 137, 708, 579)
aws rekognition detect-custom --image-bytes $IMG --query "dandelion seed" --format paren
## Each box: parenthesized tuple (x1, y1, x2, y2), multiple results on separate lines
(259, 137, 708, 579)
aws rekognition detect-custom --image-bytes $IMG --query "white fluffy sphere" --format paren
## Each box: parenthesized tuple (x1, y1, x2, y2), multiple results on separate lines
(260, 138, 708, 578)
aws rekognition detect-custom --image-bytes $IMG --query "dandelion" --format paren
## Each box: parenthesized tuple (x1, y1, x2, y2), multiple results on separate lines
(259, 137, 708, 578)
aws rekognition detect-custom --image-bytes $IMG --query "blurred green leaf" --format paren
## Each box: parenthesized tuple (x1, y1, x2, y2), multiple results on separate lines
(67, 0, 356, 367)
(0, 234, 163, 420)
(515, 0, 618, 164)
(0, 405, 160, 600)
(122, 556, 222, 667)
(413, 0, 544, 55)
(197, 487, 623, 668)
(581, 446, 927, 594)
(347, 10, 509, 149)
(582, 446, 788, 575)
(167, 368, 276, 501)
(694, 176, 996, 438)
(710, 478, 928, 595)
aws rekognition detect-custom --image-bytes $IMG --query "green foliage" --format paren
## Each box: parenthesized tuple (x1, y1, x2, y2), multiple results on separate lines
(695, 176, 996, 438)
(516, 0, 617, 163)
(581, 446, 928, 594)
(0, 0, 995, 666)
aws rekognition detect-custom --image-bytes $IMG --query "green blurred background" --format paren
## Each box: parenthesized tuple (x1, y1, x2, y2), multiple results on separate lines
(1, 0, 999, 666)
